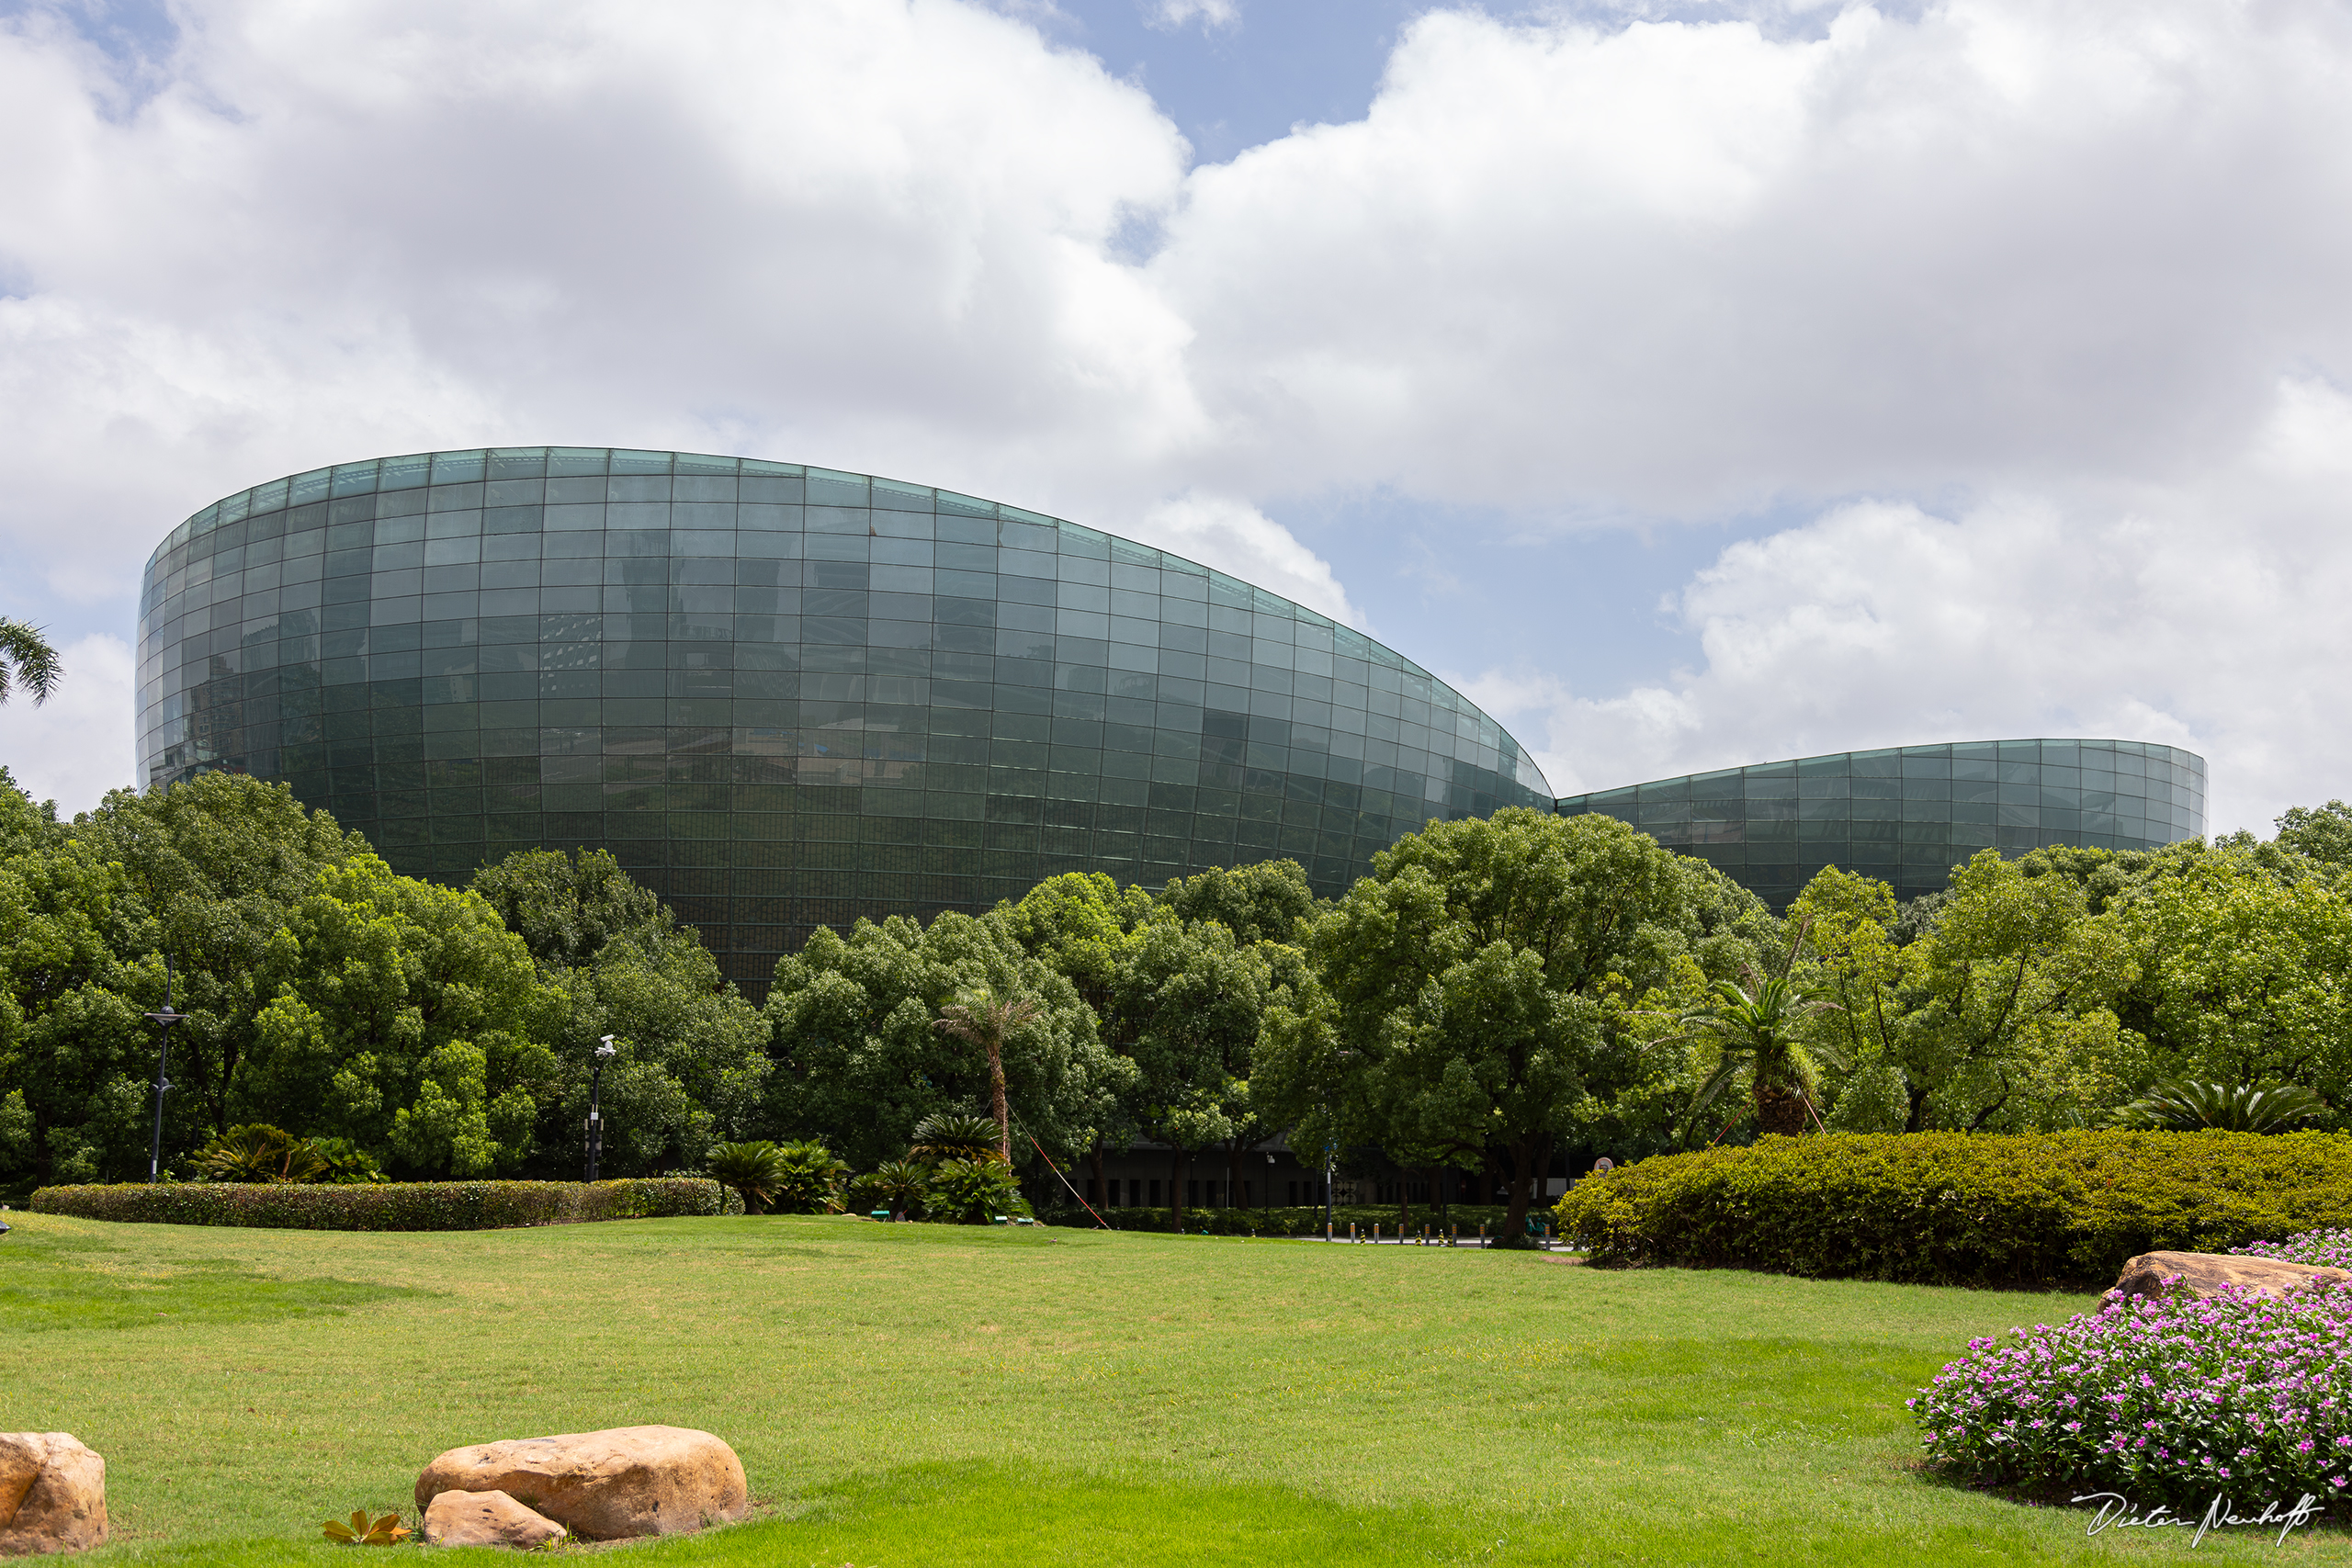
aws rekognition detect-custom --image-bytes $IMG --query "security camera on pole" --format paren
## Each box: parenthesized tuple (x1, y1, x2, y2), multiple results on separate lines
(585, 1035, 616, 1181)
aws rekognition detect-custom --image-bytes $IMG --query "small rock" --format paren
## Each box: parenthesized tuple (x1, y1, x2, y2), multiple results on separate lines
(2110, 1249, 2351, 1303)
(415, 1426, 747, 1540)
(0, 1433, 107, 1557)
(422, 1490, 566, 1549)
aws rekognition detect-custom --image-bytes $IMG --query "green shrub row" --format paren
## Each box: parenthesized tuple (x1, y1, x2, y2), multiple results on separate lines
(1040, 1203, 1520, 1238)
(29, 1178, 729, 1231)
(1554, 1130, 2352, 1286)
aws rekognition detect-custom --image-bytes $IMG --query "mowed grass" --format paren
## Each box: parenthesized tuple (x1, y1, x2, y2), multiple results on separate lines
(4, 1212, 2346, 1565)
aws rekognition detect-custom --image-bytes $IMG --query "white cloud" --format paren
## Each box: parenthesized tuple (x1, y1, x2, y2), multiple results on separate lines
(1464, 375, 2352, 834)
(0, 633, 136, 815)
(1146, 0, 1240, 32)
(1136, 492, 1364, 627)
(6, 0, 2352, 840)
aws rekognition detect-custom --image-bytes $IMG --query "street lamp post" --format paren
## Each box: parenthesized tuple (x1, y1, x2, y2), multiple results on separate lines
(585, 1036, 616, 1181)
(142, 954, 186, 1185)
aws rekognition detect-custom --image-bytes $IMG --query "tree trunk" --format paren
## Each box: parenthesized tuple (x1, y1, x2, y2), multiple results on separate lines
(1500, 1139, 1535, 1243)
(1754, 1082, 1809, 1138)
(987, 1038, 1011, 1163)
(1170, 1145, 1185, 1225)
(1090, 1139, 1106, 1208)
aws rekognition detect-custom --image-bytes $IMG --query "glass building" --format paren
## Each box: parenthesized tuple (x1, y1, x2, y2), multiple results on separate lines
(1553, 739, 2208, 908)
(137, 447, 1555, 990)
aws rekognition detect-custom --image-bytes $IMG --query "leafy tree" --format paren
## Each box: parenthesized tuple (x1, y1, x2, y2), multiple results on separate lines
(2273, 802, 2352, 874)
(233, 855, 557, 1177)
(1116, 915, 1275, 1223)
(0, 620, 60, 706)
(473, 847, 771, 1176)
(2101, 854, 2352, 1101)
(997, 872, 1152, 1023)
(1156, 859, 1320, 947)
(1263, 807, 1772, 1240)
(763, 909, 1128, 1172)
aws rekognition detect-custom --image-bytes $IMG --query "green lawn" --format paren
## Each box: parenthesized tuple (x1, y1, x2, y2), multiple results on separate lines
(4, 1212, 2345, 1565)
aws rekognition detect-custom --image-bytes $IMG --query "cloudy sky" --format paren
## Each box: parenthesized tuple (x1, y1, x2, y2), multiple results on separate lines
(3, 0, 2350, 834)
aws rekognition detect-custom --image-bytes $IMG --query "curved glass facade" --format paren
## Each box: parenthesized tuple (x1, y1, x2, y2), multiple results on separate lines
(138, 448, 1554, 987)
(1554, 739, 2208, 908)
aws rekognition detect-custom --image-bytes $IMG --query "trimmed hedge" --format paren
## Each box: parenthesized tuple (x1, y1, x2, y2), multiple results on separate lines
(1553, 1131, 2352, 1287)
(1043, 1203, 1517, 1237)
(29, 1178, 729, 1232)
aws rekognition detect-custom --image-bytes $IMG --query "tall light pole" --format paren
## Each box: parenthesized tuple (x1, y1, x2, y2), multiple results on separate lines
(585, 1036, 616, 1181)
(142, 954, 186, 1184)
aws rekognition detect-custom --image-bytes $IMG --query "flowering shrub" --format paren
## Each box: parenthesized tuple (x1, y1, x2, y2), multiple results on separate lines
(2235, 1229, 2352, 1269)
(1911, 1279, 2352, 1508)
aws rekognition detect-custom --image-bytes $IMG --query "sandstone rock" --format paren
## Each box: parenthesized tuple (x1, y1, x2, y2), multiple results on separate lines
(2110, 1249, 2352, 1304)
(415, 1427, 746, 1540)
(422, 1490, 567, 1549)
(0, 1433, 107, 1556)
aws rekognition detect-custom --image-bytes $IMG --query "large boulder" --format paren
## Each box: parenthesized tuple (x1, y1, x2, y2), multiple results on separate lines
(414, 1427, 746, 1540)
(2110, 1249, 2352, 1303)
(0, 1434, 107, 1556)
(422, 1490, 567, 1549)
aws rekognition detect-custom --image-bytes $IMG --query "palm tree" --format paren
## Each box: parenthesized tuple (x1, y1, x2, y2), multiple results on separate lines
(0, 619, 61, 706)
(1675, 972, 1847, 1139)
(933, 987, 1040, 1164)
(1656, 926, 1845, 1141)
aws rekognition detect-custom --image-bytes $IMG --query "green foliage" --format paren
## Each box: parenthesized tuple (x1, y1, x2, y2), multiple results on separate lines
(1261, 808, 1773, 1238)
(763, 909, 1125, 1170)
(2118, 1077, 2326, 1133)
(322, 1510, 409, 1546)
(852, 1158, 932, 1218)
(474, 846, 772, 1176)
(925, 1156, 1022, 1224)
(0, 618, 61, 706)
(907, 1111, 1000, 1162)
(706, 1139, 790, 1213)
(28, 1177, 725, 1230)
(1555, 1130, 2352, 1285)
(1155, 859, 1320, 947)
(193, 1123, 329, 1183)
(1662, 955, 1845, 1140)
(771, 1138, 850, 1214)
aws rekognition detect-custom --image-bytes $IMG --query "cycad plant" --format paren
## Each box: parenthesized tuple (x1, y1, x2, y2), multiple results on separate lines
(2120, 1079, 2327, 1134)
(195, 1124, 331, 1183)
(933, 987, 1041, 1164)
(1657, 929, 1845, 1141)
(706, 1140, 789, 1213)
(926, 1155, 1021, 1224)
(770, 1139, 852, 1213)
(908, 1111, 1003, 1164)
(855, 1158, 933, 1220)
